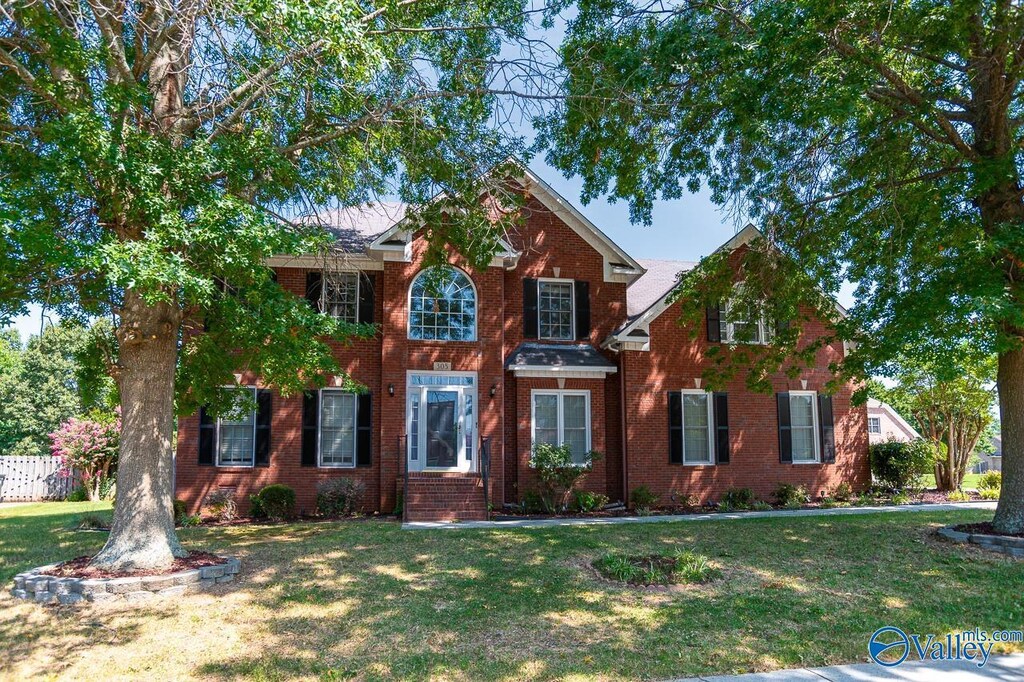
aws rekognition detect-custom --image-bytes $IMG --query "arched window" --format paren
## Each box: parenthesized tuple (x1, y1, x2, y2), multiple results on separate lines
(408, 266, 477, 341)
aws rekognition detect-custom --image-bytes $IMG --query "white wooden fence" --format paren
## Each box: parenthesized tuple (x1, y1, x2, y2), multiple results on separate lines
(0, 456, 74, 501)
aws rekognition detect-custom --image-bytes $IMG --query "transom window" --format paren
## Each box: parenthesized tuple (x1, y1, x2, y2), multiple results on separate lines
(322, 272, 359, 322)
(217, 387, 256, 467)
(868, 416, 881, 434)
(680, 390, 714, 464)
(721, 283, 768, 344)
(790, 392, 820, 462)
(538, 280, 574, 340)
(531, 390, 591, 464)
(409, 266, 476, 341)
(320, 390, 357, 467)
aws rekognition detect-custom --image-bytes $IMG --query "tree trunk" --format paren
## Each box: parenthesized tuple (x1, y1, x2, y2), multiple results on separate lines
(90, 291, 185, 571)
(993, 346, 1024, 533)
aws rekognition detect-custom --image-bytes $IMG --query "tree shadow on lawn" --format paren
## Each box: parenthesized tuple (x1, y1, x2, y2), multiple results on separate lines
(189, 510, 1023, 681)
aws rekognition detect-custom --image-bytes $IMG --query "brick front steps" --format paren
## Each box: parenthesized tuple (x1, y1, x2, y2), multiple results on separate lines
(937, 525, 1024, 558)
(10, 557, 240, 606)
(404, 472, 487, 522)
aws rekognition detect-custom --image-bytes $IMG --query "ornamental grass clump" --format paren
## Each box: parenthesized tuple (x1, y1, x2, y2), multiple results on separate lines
(594, 549, 721, 586)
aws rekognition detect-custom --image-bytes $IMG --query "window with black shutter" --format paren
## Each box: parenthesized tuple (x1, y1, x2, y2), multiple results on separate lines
(254, 389, 272, 467)
(574, 280, 590, 340)
(777, 392, 793, 463)
(713, 392, 730, 464)
(523, 278, 539, 338)
(819, 395, 836, 463)
(358, 273, 376, 324)
(305, 271, 323, 311)
(706, 304, 722, 342)
(668, 392, 683, 464)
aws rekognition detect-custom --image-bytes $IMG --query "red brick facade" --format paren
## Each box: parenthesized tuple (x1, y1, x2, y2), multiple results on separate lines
(174, 176, 868, 519)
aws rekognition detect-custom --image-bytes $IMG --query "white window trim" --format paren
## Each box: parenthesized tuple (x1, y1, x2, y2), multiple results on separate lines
(679, 389, 715, 466)
(536, 278, 575, 341)
(530, 389, 592, 465)
(320, 270, 360, 323)
(867, 416, 881, 434)
(317, 389, 358, 469)
(407, 266, 478, 342)
(216, 386, 257, 468)
(789, 390, 820, 464)
(722, 283, 769, 345)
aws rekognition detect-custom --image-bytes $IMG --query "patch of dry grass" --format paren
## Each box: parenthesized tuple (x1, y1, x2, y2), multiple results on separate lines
(1, 503, 1021, 680)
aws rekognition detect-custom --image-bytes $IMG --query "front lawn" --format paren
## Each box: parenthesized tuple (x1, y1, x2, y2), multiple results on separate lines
(1, 503, 1021, 680)
(921, 473, 986, 490)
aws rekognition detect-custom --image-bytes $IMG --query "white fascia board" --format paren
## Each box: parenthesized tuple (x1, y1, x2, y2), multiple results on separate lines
(508, 365, 618, 379)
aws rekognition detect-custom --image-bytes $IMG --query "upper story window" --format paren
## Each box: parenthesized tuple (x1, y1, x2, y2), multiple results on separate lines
(323, 272, 359, 322)
(720, 283, 768, 344)
(409, 266, 476, 341)
(868, 416, 881, 434)
(538, 280, 575, 340)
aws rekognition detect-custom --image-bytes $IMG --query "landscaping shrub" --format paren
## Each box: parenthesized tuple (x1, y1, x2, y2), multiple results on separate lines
(721, 487, 755, 509)
(594, 549, 721, 586)
(202, 489, 238, 522)
(66, 486, 89, 502)
(316, 478, 366, 517)
(870, 438, 933, 491)
(947, 489, 969, 502)
(772, 483, 809, 508)
(250, 484, 296, 521)
(520, 491, 545, 514)
(528, 442, 602, 513)
(173, 498, 188, 524)
(50, 408, 120, 501)
(831, 482, 853, 502)
(977, 471, 1002, 491)
(671, 491, 700, 509)
(980, 487, 1000, 500)
(751, 501, 773, 511)
(630, 485, 659, 511)
(572, 490, 609, 513)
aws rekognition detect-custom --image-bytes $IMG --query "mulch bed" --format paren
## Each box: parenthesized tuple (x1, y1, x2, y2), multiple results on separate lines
(952, 522, 1024, 539)
(40, 551, 226, 579)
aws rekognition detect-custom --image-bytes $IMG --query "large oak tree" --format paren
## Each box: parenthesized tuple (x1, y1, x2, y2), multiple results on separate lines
(1, 0, 549, 570)
(539, 0, 1024, 532)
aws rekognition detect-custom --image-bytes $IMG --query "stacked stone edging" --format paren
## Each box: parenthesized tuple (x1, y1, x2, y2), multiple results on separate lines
(938, 525, 1024, 558)
(10, 557, 240, 605)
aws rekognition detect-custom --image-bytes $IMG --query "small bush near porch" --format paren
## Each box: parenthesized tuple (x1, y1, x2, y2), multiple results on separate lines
(1, 502, 1022, 680)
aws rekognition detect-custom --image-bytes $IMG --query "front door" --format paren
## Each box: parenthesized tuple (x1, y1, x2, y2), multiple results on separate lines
(407, 372, 476, 472)
(426, 390, 458, 468)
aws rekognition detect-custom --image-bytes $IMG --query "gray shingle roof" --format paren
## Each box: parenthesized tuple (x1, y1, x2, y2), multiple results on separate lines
(505, 342, 617, 370)
(627, 259, 697, 319)
(299, 202, 408, 253)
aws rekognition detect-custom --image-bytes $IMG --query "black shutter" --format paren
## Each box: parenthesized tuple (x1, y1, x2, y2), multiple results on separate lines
(668, 391, 683, 464)
(523, 278, 538, 339)
(777, 392, 793, 463)
(270, 270, 278, 284)
(574, 280, 591, 340)
(714, 392, 730, 464)
(358, 273, 376, 324)
(255, 389, 272, 467)
(198, 406, 216, 466)
(819, 394, 836, 463)
(706, 304, 722, 342)
(301, 390, 319, 467)
(356, 393, 372, 467)
(306, 271, 323, 311)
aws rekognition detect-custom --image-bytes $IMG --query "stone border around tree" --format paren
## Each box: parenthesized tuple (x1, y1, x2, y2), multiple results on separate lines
(937, 525, 1024, 558)
(9, 557, 240, 605)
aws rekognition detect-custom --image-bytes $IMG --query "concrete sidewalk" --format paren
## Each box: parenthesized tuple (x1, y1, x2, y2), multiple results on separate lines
(669, 654, 1024, 681)
(402, 500, 996, 530)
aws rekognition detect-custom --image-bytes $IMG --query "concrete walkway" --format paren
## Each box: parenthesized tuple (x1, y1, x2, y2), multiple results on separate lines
(669, 653, 1024, 681)
(402, 501, 996, 530)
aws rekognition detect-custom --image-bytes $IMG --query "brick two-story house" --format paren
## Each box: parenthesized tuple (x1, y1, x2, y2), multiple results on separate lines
(174, 165, 870, 521)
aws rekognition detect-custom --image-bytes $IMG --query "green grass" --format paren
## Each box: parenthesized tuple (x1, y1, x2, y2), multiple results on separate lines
(921, 473, 985, 489)
(1, 502, 1022, 680)
(594, 550, 721, 585)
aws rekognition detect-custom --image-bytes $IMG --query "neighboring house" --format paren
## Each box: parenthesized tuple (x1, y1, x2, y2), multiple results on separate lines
(175, 164, 870, 521)
(866, 399, 921, 445)
(974, 435, 1002, 473)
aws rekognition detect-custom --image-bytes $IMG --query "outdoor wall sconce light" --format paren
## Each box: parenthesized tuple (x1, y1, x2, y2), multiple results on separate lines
(490, 383, 498, 398)
(388, 383, 395, 397)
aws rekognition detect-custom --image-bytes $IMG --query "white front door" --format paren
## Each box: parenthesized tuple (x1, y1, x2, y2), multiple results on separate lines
(407, 372, 476, 472)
